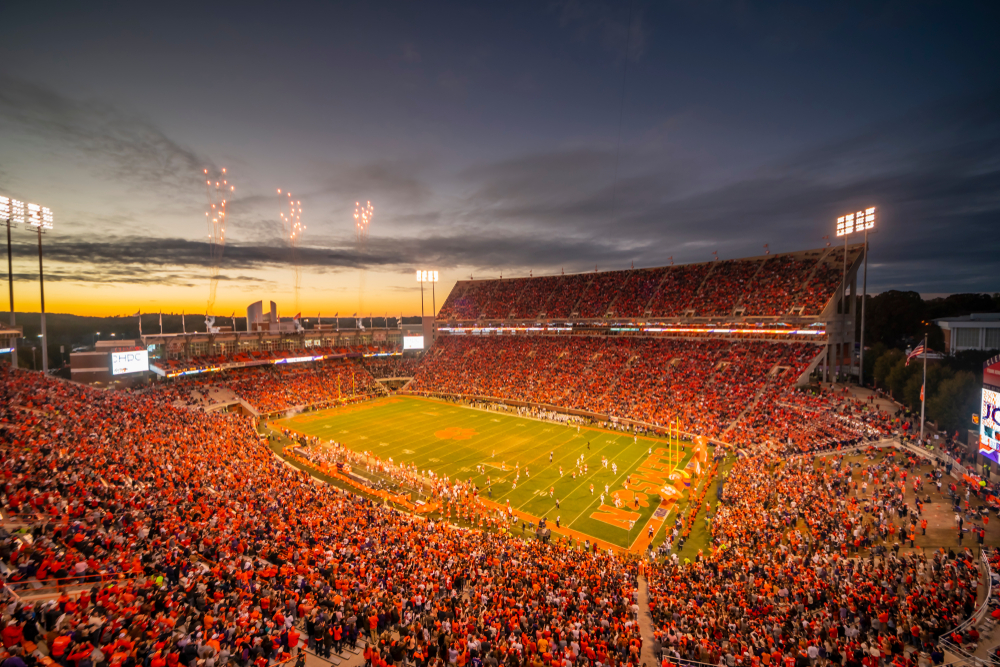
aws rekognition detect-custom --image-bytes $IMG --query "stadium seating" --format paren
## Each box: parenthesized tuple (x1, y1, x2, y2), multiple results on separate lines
(0, 366, 641, 667)
(436, 246, 858, 321)
(414, 335, 818, 437)
(0, 363, 986, 667)
(648, 451, 982, 665)
(163, 359, 382, 415)
(409, 334, 893, 450)
(360, 355, 421, 379)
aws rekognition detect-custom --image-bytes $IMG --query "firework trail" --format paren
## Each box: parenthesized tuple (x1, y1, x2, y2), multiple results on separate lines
(204, 167, 234, 313)
(354, 201, 373, 313)
(279, 189, 305, 312)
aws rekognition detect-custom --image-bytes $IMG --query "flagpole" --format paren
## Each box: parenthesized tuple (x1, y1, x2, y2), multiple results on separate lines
(919, 332, 927, 443)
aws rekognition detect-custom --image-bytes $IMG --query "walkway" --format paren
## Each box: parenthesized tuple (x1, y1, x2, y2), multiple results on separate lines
(637, 574, 658, 667)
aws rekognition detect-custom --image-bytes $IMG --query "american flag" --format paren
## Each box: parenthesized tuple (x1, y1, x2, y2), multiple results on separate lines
(906, 343, 925, 366)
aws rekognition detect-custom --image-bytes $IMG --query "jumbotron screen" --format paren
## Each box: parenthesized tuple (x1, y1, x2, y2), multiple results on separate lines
(112, 350, 149, 375)
(980, 387, 1000, 463)
(403, 336, 424, 350)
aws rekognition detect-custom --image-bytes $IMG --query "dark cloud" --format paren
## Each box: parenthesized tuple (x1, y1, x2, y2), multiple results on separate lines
(442, 88, 1000, 290)
(10, 266, 273, 287)
(0, 75, 207, 194)
(2, 74, 998, 295)
(9, 88, 999, 293)
(8, 232, 636, 277)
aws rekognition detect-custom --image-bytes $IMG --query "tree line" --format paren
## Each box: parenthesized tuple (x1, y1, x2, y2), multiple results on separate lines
(860, 291, 999, 435)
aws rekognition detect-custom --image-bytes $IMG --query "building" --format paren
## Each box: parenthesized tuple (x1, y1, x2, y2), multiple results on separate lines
(935, 314, 1000, 354)
(0, 324, 21, 363)
(70, 339, 150, 386)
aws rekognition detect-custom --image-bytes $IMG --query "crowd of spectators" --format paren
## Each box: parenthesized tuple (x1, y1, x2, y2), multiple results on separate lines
(410, 334, 887, 449)
(611, 268, 669, 318)
(577, 271, 631, 319)
(0, 346, 987, 667)
(152, 345, 391, 376)
(435, 248, 858, 322)
(160, 360, 382, 416)
(0, 366, 643, 667)
(359, 355, 421, 379)
(649, 447, 983, 667)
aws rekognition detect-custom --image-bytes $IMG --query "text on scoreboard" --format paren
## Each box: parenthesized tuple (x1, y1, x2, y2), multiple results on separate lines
(112, 350, 149, 375)
(980, 387, 1000, 464)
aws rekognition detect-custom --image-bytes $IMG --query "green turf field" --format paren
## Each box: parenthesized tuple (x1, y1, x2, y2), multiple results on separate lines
(274, 395, 694, 548)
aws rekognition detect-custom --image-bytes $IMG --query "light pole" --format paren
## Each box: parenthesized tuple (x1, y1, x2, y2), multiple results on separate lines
(416, 270, 424, 318)
(1, 197, 23, 368)
(28, 204, 53, 372)
(415, 270, 439, 318)
(835, 207, 875, 385)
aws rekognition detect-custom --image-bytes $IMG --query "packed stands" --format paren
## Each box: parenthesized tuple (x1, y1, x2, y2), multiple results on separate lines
(576, 269, 629, 318)
(409, 333, 896, 450)
(545, 273, 592, 318)
(151, 344, 393, 376)
(0, 366, 643, 667)
(649, 450, 983, 666)
(644, 263, 710, 317)
(512, 275, 561, 319)
(482, 276, 528, 319)
(408, 335, 857, 445)
(687, 258, 763, 316)
(611, 267, 668, 317)
(163, 359, 381, 415)
(436, 246, 859, 321)
(359, 354, 421, 379)
(0, 364, 988, 667)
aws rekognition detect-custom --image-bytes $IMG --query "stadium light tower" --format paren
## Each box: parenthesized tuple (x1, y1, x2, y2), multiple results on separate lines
(835, 207, 875, 385)
(416, 270, 439, 318)
(1, 197, 23, 368)
(28, 204, 53, 373)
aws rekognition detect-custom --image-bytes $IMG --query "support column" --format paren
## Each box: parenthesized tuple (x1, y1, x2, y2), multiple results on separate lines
(849, 272, 857, 379)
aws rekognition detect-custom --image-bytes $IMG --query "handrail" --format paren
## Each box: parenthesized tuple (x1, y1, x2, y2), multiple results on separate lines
(936, 550, 993, 666)
(3, 571, 140, 599)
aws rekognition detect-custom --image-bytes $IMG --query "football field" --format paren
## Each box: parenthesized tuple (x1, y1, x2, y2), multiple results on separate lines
(274, 395, 695, 549)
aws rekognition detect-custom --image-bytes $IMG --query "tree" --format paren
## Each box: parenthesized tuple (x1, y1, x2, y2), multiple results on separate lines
(927, 371, 981, 434)
(926, 323, 945, 353)
(925, 293, 999, 320)
(864, 291, 925, 347)
(951, 349, 1000, 373)
(863, 342, 888, 387)
(874, 350, 905, 390)
(903, 364, 953, 415)
(887, 358, 919, 401)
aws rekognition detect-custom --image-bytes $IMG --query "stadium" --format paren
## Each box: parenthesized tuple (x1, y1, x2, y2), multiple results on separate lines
(3, 6, 1000, 667)
(4, 236, 998, 667)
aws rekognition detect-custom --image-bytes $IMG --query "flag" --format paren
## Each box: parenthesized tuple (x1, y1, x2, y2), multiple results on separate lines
(920, 384, 925, 402)
(182, 310, 186, 333)
(906, 344, 925, 366)
(131, 310, 140, 317)
(137, 310, 142, 336)
(294, 312, 301, 320)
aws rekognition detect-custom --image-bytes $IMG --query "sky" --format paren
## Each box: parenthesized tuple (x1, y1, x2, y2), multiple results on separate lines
(0, 0, 998, 318)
